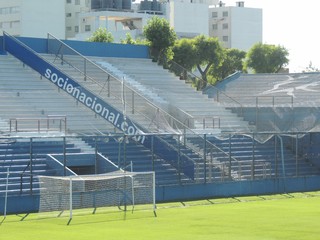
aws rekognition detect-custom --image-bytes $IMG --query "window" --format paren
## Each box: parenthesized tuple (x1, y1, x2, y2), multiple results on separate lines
(75, 26, 79, 33)
(75, 0, 81, 5)
(223, 36, 228, 42)
(212, 12, 218, 18)
(66, 26, 72, 31)
(66, 13, 72, 17)
(85, 25, 91, 31)
(10, 7, 20, 14)
(223, 11, 228, 17)
(0, 8, 9, 15)
(212, 24, 217, 30)
(222, 23, 228, 29)
(66, 0, 72, 3)
(11, 21, 20, 28)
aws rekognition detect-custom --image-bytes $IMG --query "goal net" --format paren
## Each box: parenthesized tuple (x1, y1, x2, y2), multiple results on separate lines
(38, 171, 156, 219)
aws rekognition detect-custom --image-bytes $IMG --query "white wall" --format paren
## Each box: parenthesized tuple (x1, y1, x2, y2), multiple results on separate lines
(209, 6, 262, 51)
(0, 0, 22, 36)
(230, 7, 262, 51)
(167, 1, 209, 38)
(21, 0, 65, 38)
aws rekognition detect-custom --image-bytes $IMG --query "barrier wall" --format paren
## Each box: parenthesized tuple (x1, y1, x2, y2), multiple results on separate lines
(0, 35, 149, 58)
(2, 175, 320, 214)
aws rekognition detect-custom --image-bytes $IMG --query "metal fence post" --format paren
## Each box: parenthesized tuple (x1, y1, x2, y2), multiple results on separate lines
(252, 133, 255, 180)
(29, 138, 33, 194)
(229, 134, 232, 178)
(204, 134, 207, 183)
(178, 134, 181, 184)
(63, 137, 66, 176)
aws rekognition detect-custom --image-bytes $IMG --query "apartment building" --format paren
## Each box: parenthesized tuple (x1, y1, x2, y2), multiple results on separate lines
(0, 0, 90, 39)
(0, 0, 262, 51)
(209, 1, 262, 51)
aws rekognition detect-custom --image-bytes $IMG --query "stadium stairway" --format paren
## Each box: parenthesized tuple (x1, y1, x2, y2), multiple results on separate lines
(82, 136, 194, 185)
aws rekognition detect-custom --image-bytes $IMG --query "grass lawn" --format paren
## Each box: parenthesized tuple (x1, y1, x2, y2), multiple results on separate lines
(1, 192, 320, 240)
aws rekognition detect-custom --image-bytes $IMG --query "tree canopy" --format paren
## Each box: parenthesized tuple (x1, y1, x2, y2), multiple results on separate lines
(172, 35, 224, 88)
(87, 27, 114, 43)
(172, 38, 196, 71)
(143, 17, 177, 63)
(193, 35, 224, 87)
(210, 48, 246, 82)
(245, 43, 289, 73)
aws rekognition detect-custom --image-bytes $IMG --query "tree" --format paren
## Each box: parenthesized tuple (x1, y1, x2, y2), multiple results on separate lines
(210, 48, 246, 82)
(87, 27, 114, 43)
(172, 36, 224, 89)
(193, 35, 224, 88)
(143, 17, 177, 63)
(120, 33, 136, 44)
(172, 38, 196, 71)
(245, 43, 289, 73)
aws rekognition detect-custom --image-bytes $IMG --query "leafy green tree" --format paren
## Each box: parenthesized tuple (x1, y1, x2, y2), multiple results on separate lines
(172, 36, 224, 89)
(210, 48, 246, 82)
(120, 33, 136, 44)
(143, 17, 177, 63)
(193, 35, 224, 88)
(172, 38, 196, 71)
(87, 27, 114, 43)
(245, 43, 289, 73)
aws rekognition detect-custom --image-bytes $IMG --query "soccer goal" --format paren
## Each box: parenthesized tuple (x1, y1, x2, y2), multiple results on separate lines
(38, 171, 156, 221)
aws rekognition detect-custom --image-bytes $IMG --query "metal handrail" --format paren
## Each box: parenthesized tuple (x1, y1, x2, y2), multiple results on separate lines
(20, 163, 32, 194)
(10, 115, 67, 133)
(155, 135, 199, 181)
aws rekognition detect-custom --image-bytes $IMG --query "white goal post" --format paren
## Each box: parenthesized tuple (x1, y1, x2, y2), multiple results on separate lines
(38, 171, 156, 221)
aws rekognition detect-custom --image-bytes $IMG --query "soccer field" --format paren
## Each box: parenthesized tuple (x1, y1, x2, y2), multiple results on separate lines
(1, 192, 320, 240)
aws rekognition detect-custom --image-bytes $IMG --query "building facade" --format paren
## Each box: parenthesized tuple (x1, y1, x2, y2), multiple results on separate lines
(209, 1, 262, 51)
(0, 0, 262, 51)
(0, 0, 91, 39)
(76, 0, 216, 42)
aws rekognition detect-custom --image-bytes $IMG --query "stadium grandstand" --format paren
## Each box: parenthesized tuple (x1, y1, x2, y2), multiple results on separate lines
(1, 31, 320, 214)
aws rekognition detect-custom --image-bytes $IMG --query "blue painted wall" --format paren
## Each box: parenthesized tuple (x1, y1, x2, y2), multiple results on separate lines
(0, 36, 149, 58)
(2, 175, 320, 214)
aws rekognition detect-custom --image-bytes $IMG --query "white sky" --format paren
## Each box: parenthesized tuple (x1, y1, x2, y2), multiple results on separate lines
(222, 0, 320, 72)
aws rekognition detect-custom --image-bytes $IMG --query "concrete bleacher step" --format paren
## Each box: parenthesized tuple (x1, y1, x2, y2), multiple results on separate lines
(90, 57, 251, 132)
(0, 54, 117, 135)
(41, 54, 250, 132)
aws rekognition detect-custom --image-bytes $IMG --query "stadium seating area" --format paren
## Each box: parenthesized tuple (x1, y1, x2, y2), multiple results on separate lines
(1, 34, 320, 213)
(0, 139, 81, 195)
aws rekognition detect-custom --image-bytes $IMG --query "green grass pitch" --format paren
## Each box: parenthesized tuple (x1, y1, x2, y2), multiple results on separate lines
(1, 192, 320, 240)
